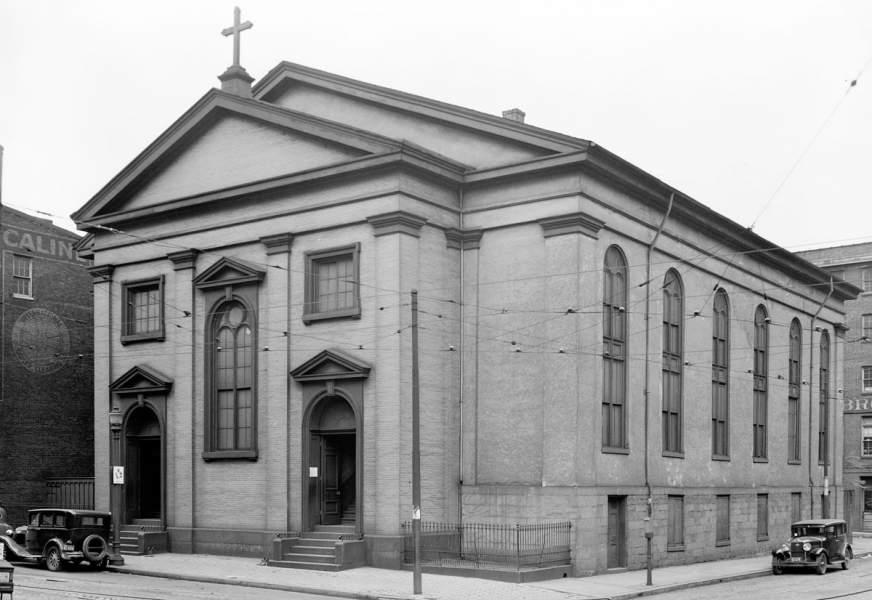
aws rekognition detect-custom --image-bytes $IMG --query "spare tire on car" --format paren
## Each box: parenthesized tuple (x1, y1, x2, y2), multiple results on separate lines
(82, 534, 108, 563)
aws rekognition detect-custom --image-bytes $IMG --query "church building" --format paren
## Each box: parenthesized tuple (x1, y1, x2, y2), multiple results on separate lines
(72, 26, 858, 574)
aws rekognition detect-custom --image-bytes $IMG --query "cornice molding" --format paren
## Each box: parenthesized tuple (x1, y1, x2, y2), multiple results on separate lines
(88, 264, 114, 283)
(261, 232, 294, 255)
(539, 212, 605, 239)
(367, 211, 427, 238)
(445, 228, 483, 250)
(167, 249, 200, 270)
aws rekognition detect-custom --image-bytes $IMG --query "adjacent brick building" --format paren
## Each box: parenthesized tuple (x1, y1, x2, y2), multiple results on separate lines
(71, 59, 858, 574)
(798, 242, 872, 529)
(0, 204, 94, 523)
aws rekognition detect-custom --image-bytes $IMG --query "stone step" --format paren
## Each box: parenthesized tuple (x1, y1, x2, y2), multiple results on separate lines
(313, 524, 354, 534)
(302, 531, 346, 541)
(269, 559, 341, 572)
(289, 544, 334, 556)
(281, 552, 335, 565)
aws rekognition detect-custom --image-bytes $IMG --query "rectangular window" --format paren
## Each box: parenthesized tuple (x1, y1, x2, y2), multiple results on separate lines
(753, 308, 768, 460)
(662, 272, 683, 455)
(819, 336, 830, 466)
(12, 254, 33, 298)
(716, 495, 730, 546)
(667, 495, 685, 551)
(757, 494, 769, 541)
(791, 492, 802, 524)
(863, 315, 872, 339)
(304, 244, 361, 323)
(863, 268, 872, 292)
(788, 321, 802, 463)
(863, 417, 872, 457)
(711, 292, 729, 459)
(602, 248, 628, 450)
(121, 277, 165, 343)
(864, 367, 872, 393)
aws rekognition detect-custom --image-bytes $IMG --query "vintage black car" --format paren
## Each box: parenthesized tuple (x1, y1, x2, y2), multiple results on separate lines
(771, 518, 853, 575)
(0, 509, 110, 571)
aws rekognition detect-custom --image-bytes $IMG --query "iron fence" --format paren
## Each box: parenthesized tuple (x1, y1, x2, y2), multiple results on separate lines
(45, 477, 94, 509)
(401, 520, 571, 570)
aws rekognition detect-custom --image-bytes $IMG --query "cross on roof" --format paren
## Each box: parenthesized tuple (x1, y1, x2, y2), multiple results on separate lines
(222, 6, 253, 68)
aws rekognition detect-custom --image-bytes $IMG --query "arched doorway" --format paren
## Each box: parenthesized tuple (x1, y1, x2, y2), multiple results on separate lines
(125, 406, 162, 521)
(307, 396, 357, 530)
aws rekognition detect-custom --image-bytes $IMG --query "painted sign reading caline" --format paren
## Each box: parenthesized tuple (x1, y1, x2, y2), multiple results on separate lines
(2, 226, 87, 263)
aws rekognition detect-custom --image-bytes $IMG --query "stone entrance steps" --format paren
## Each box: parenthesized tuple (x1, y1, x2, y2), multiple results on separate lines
(272, 524, 355, 571)
(119, 518, 164, 555)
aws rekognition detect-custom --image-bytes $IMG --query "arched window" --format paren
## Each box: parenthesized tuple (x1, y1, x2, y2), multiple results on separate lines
(753, 305, 769, 460)
(602, 246, 628, 450)
(211, 300, 254, 453)
(819, 331, 830, 465)
(662, 269, 683, 455)
(712, 289, 729, 458)
(788, 318, 802, 463)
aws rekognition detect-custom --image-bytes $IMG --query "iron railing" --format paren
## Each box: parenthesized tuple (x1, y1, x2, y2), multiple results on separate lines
(45, 477, 94, 509)
(401, 520, 571, 570)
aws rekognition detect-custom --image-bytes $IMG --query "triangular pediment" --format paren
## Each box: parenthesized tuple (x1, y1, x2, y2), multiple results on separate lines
(291, 349, 372, 381)
(72, 89, 403, 226)
(193, 256, 265, 289)
(110, 365, 173, 395)
(254, 62, 590, 170)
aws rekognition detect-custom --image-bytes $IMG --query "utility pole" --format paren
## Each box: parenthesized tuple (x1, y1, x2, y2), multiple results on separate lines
(411, 290, 422, 594)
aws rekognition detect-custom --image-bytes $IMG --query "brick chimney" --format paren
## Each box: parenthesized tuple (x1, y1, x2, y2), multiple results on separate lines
(502, 108, 526, 123)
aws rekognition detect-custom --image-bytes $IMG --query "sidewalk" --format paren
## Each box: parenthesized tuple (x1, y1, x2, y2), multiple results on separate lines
(108, 534, 872, 600)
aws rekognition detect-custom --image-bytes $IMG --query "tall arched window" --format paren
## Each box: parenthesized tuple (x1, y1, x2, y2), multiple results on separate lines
(819, 331, 830, 466)
(602, 246, 628, 450)
(712, 289, 730, 459)
(662, 269, 684, 455)
(753, 305, 769, 460)
(211, 300, 254, 452)
(788, 318, 802, 463)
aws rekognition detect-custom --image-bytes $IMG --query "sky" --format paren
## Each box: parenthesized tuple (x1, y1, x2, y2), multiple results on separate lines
(1, 0, 871, 252)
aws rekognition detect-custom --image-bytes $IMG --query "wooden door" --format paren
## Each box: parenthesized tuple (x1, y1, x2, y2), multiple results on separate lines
(607, 496, 626, 568)
(321, 436, 341, 525)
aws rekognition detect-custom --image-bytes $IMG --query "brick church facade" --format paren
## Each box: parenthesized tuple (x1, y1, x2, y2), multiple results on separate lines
(72, 58, 857, 574)
(1, 205, 94, 523)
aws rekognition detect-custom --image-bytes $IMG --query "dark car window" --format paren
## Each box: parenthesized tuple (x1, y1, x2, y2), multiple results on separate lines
(80, 516, 105, 526)
(39, 513, 54, 526)
(30, 513, 39, 526)
(792, 526, 823, 537)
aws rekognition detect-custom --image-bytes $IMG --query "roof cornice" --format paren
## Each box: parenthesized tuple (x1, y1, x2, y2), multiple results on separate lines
(253, 61, 590, 154)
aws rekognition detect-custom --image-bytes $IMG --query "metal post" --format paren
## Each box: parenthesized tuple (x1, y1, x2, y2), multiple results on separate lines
(411, 290, 422, 595)
(108, 409, 125, 566)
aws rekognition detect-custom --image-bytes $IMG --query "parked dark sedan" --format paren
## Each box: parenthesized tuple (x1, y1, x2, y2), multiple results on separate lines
(772, 518, 853, 575)
(0, 509, 110, 571)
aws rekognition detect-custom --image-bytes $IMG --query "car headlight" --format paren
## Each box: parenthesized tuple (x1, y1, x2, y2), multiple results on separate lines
(803, 542, 811, 552)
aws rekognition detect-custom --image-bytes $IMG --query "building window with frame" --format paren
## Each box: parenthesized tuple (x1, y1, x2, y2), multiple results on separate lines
(12, 254, 33, 298)
(121, 277, 165, 343)
(788, 319, 802, 463)
(863, 268, 872, 293)
(207, 299, 255, 457)
(303, 243, 361, 323)
(864, 366, 872, 394)
(753, 306, 768, 460)
(712, 289, 729, 459)
(602, 245, 628, 451)
(716, 495, 730, 546)
(757, 494, 769, 541)
(863, 314, 872, 340)
(819, 332, 830, 466)
(791, 492, 802, 524)
(662, 270, 684, 456)
(863, 417, 872, 457)
(667, 495, 685, 551)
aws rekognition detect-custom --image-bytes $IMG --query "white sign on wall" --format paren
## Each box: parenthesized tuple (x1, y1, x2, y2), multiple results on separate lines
(113, 466, 125, 485)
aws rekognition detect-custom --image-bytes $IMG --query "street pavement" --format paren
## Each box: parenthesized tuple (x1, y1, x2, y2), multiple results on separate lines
(105, 533, 872, 600)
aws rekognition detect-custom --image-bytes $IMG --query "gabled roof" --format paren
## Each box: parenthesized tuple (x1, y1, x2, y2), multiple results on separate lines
(254, 61, 591, 155)
(291, 348, 372, 381)
(110, 364, 173, 394)
(72, 88, 467, 229)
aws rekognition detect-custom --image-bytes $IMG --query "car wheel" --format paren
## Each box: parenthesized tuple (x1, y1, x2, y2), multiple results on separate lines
(772, 558, 784, 575)
(843, 547, 853, 570)
(45, 545, 63, 572)
(815, 552, 827, 575)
